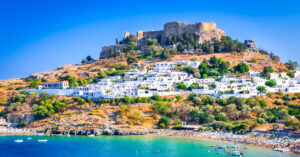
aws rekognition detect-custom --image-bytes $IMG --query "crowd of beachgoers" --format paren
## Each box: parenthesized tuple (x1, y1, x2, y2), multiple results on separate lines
(153, 129, 300, 153)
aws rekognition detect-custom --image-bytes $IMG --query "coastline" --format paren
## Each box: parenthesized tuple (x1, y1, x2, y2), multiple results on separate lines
(151, 130, 299, 153)
(1, 128, 299, 154)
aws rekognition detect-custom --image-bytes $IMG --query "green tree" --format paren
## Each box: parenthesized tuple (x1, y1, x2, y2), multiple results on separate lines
(166, 36, 173, 45)
(29, 79, 41, 89)
(81, 59, 88, 64)
(261, 66, 274, 79)
(198, 59, 209, 78)
(176, 83, 187, 90)
(127, 56, 138, 64)
(287, 72, 295, 78)
(67, 76, 78, 88)
(202, 40, 213, 53)
(284, 60, 298, 70)
(234, 63, 249, 73)
(218, 59, 230, 75)
(78, 79, 88, 86)
(86, 56, 93, 62)
(257, 86, 266, 94)
(172, 35, 178, 44)
(209, 56, 219, 68)
(184, 66, 194, 74)
(193, 72, 201, 78)
(177, 42, 185, 53)
(146, 38, 157, 46)
(265, 80, 276, 87)
(160, 49, 171, 60)
(213, 39, 223, 52)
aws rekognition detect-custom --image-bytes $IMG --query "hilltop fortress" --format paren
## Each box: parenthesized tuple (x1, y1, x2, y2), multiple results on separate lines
(137, 21, 225, 42)
(100, 21, 226, 59)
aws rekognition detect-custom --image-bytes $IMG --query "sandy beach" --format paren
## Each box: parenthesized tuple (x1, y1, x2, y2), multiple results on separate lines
(151, 129, 300, 154)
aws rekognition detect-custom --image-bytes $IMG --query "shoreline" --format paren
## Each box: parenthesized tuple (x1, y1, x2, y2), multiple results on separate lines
(1, 128, 299, 154)
(151, 130, 300, 154)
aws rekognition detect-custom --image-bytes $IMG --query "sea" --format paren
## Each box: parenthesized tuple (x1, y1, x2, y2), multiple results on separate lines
(0, 135, 297, 157)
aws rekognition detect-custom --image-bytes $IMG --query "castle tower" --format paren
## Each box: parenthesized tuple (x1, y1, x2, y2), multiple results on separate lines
(137, 31, 144, 40)
(124, 31, 130, 38)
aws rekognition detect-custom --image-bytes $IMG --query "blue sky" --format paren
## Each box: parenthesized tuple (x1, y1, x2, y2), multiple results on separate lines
(0, 0, 299, 80)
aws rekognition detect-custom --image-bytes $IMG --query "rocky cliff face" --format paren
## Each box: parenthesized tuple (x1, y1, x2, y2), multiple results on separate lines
(198, 22, 225, 42)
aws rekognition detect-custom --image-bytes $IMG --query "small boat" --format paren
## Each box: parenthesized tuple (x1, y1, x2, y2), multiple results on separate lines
(273, 147, 280, 151)
(38, 139, 47, 142)
(27, 137, 32, 140)
(211, 145, 217, 147)
(279, 148, 290, 152)
(88, 134, 95, 137)
(232, 151, 241, 156)
(218, 145, 226, 149)
(14, 139, 23, 143)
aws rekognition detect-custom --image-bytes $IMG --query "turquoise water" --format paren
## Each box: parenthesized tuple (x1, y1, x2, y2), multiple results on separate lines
(0, 135, 297, 157)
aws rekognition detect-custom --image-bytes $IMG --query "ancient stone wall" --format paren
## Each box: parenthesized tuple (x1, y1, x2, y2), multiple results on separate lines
(100, 44, 128, 59)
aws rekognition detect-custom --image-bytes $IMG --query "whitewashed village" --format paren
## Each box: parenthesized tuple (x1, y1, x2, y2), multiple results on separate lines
(1, 21, 300, 154)
(27, 60, 300, 99)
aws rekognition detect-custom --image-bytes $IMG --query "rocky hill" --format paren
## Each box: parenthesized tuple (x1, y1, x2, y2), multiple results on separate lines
(0, 21, 298, 134)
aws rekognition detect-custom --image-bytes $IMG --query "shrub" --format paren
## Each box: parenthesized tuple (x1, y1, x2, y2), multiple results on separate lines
(158, 117, 170, 128)
(52, 101, 66, 113)
(17, 121, 28, 128)
(175, 96, 182, 101)
(184, 66, 194, 74)
(199, 112, 214, 124)
(261, 66, 274, 79)
(237, 129, 245, 135)
(259, 99, 268, 107)
(151, 101, 169, 115)
(151, 94, 161, 101)
(193, 72, 201, 78)
(287, 72, 295, 78)
(274, 100, 283, 105)
(173, 119, 183, 127)
(215, 113, 228, 122)
(210, 121, 227, 130)
(188, 83, 201, 89)
(15, 86, 25, 90)
(86, 98, 92, 103)
(29, 79, 41, 89)
(282, 94, 292, 101)
(257, 118, 265, 124)
(251, 58, 257, 63)
(73, 96, 85, 105)
(226, 124, 233, 132)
